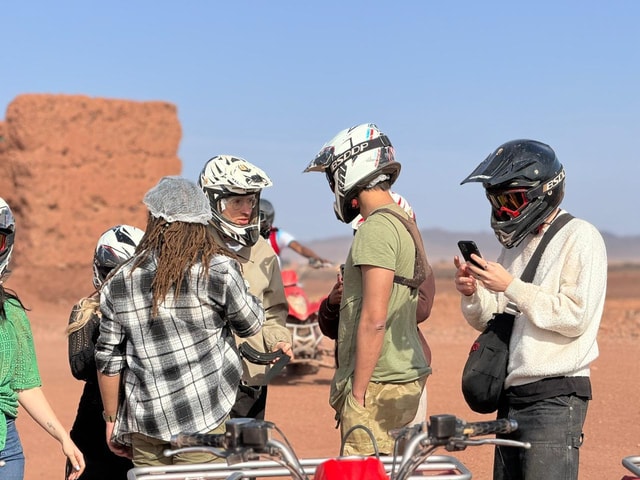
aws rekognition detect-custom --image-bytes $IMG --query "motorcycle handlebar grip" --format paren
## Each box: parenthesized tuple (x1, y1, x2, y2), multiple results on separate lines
(462, 418, 518, 437)
(170, 432, 226, 448)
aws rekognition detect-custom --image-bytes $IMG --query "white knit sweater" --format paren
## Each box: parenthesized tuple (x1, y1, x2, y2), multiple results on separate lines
(461, 211, 607, 389)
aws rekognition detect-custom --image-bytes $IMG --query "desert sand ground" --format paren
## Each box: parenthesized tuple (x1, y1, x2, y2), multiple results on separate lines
(14, 262, 640, 479)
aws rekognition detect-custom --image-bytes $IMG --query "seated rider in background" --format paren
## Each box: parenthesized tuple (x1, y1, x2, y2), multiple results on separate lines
(259, 198, 331, 267)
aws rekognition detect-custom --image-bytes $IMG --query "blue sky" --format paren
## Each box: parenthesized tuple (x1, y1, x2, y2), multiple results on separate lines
(2, 1, 639, 241)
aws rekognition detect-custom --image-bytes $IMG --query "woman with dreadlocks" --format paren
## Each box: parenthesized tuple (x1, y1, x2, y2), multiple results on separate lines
(95, 177, 264, 467)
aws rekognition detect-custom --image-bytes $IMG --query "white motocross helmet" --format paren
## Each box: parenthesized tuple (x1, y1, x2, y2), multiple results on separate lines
(198, 155, 273, 246)
(350, 191, 415, 231)
(0, 198, 16, 280)
(92, 224, 144, 289)
(304, 123, 401, 223)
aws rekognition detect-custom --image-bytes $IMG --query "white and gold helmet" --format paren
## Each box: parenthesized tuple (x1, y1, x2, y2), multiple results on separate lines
(198, 155, 273, 246)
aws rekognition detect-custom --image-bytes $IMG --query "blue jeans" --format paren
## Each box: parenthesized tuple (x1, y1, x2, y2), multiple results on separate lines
(0, 418, 25, 480)
(493, 395, 588, 480)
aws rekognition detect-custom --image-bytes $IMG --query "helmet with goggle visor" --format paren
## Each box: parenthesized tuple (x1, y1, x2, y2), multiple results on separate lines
(461, 139, 566, 248)
(487, 188, 530, 221)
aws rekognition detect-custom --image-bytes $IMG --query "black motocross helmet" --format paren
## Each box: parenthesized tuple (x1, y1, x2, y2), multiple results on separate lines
(259, 198, 275, 239)
(461, 139, 565, 249)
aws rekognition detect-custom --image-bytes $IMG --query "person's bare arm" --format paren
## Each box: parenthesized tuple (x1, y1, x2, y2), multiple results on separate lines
(352, 265, 394, 406)
(289, 240, 331, 264)
(18, 387, 85, 479)
(97, 371, 131, 458)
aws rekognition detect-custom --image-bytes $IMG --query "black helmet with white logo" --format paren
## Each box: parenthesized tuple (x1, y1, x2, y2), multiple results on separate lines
(462, 139, 565, 248)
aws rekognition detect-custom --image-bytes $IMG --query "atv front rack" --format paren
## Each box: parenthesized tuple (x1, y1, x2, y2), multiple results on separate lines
(127, 455, 470, 480)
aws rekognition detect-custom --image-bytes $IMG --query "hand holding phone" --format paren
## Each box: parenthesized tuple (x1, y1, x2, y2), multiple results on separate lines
(458, 240, 484, 269)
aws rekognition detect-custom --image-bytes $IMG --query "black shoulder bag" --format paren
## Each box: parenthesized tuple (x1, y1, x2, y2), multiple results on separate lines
(461, 213, 574, 414)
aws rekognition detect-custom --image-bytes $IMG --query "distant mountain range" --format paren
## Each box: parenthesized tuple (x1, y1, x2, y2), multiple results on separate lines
(290, 229, 640, 265)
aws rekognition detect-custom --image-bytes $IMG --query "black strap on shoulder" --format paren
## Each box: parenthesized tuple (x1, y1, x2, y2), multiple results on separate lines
(371, 207, 427, 289)
(520, 213, 574, 283)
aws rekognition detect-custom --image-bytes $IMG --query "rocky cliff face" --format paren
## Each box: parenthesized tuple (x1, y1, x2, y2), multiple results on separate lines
(0, 94, 182, 305)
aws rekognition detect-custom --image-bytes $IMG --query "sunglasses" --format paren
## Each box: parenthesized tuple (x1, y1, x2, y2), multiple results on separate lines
(0, 233, 6, 254)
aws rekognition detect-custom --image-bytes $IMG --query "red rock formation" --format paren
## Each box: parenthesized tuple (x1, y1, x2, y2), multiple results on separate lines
(0, 94, 182, 306)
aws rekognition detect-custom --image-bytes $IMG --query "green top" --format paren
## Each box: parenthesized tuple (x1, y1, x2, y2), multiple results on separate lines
(330, 204, 430, 412)
(0, 298, 42, 450)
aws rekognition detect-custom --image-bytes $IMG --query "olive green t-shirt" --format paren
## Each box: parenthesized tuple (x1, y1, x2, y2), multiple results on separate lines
(330, 204, 430, 411)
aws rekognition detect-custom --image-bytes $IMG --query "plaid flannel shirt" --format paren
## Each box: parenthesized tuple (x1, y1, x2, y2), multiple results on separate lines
(95, 253, 264, 446)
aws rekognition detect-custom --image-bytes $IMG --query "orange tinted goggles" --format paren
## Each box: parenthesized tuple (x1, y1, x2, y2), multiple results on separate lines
(487, 189, 529, 220)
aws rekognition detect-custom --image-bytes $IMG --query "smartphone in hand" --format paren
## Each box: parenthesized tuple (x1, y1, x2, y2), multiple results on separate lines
(458, 240, 483, 268)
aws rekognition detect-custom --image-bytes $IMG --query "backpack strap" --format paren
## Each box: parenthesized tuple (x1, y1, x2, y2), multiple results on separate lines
(520, 213, 574, 283)
(371, 207, 429, 289)
(503, 213, 574, 315)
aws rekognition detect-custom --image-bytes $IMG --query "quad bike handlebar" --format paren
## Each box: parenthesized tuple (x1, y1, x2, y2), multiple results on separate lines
(127, 415, 530, 480)
(622, 455, 640, 478)
(390, 415, 528, 480)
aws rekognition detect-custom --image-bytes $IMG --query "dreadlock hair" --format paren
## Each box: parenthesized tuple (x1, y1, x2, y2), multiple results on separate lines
(132, 214, 238, 317)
